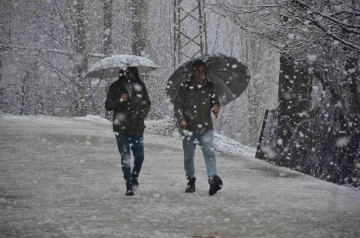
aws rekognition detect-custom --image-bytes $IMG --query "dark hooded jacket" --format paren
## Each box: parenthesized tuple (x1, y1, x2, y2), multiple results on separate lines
(174, 78, 220, 132)
(105, 75, 151, 135)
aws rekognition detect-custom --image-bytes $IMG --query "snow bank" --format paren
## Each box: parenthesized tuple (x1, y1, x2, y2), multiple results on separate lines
(0, 114, 34, 120)
(145, 117, 176, 137)
(2, 114, 255, 158)
(74, 115, 111, 124)
(144, 116, 256, 158)
(214, 133, 256, 157)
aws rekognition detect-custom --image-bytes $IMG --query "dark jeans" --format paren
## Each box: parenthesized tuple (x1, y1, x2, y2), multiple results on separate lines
(115, 134, 144, 183)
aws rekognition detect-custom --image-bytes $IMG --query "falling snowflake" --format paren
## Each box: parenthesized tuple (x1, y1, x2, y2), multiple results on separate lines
(335, 137, 350, 147)
(134, 83, 142, 91)
(307, 54, 317, 63)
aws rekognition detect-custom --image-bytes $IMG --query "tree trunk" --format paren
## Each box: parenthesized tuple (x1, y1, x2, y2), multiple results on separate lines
(339, 57, 360, 184)
(1, 0, 13, 84)
(73, 0, 89, 116)
(0, 53, 2, 83)
(345, 58, 360, 113)
(246, 38, 266, 147)
(131, 0, 148, 56)
(20, 71, 30, 115)
(102, 0, 113, 56)
(101, 0, 113, 120)
(277, 55, 312, 164)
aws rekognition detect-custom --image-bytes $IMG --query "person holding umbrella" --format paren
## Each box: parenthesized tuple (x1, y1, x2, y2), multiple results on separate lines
(105, 67, 151, 196)
(168, 53, 250, 195)
(174, 60, 223, 195)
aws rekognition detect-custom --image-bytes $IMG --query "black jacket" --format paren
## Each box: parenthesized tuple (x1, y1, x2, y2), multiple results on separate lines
(174, 78, 220, 132)
(105, 77, 151, 134)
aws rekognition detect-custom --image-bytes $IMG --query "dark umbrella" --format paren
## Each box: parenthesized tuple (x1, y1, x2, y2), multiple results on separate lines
(166, 53, 250, 106)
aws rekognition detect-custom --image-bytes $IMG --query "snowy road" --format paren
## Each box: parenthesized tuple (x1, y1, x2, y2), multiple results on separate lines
(1, 115, 360, 238)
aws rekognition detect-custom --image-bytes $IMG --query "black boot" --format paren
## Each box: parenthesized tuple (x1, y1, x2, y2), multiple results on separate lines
(132, 174, 139, 191)
(185, 177, 196, 193)
(209, 175, 222, 196)
(125, 181, 134, 196)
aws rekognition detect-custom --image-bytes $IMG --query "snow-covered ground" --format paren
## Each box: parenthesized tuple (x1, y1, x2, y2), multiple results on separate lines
(1, 114, 360, 238)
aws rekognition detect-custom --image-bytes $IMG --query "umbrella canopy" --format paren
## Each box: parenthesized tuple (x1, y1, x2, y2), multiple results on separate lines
(166, 53, 250, 106)
(85, 54, 158, 78)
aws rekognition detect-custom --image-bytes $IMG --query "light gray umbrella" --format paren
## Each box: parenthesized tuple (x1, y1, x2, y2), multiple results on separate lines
(166, 53, 250, 106)
(85, 54, 158, 78)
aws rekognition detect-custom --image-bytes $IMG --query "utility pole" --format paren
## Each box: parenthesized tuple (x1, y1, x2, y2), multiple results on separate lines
(173, 0, 207, 67)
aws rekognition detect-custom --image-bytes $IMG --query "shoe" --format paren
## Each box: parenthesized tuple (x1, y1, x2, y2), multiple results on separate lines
(132, 174, 139, 191)
(185, 177, 196, 193)
(125, 182, 134, 196)
(209, 175, 222, 195)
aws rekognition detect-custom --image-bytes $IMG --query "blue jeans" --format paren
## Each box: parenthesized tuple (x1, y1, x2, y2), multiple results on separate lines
(182, 130, 217, 178)
(115, 134, 144, 183)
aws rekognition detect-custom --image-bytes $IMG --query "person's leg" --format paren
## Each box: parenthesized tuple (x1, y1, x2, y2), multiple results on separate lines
(183, 132, 197, 179)
(199, 130, 217, 177)
(130, 134, 144, 179)
(183, 132, 197, 193)
(115, 134, 132, 183)
(199, 130, 222, 195)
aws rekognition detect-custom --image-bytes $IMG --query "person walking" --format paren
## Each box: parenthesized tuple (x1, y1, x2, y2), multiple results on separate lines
(105, 67, 151, 196)
(174, 60, 223, 195)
